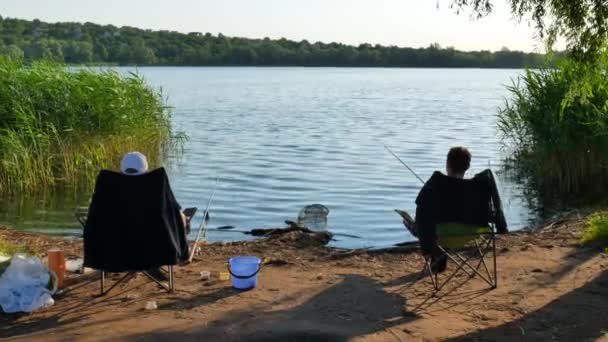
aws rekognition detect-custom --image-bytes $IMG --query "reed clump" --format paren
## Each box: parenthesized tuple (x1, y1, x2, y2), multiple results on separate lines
(498, 52, 608, 204)
(0, 58, 177, 194)
(581, 212, 608, 246)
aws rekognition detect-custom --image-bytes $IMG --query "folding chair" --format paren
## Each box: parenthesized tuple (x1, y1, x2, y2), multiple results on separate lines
(75, 207, 88, 229)
(81, 168, 192, 296)
(77, 205, 196, 295)
(424, 223, 497, 292)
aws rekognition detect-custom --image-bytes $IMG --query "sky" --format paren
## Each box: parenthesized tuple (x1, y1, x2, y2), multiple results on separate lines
(0, 0, 542, 52)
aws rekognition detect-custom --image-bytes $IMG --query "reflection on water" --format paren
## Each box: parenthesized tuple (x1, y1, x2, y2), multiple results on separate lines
(0, 190, 87, 236)
(0, 67, 538, 249)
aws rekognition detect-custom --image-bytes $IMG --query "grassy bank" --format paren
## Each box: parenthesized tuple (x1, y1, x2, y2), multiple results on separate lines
(498, 52, 608, 205)
(0, 58, 178, 194)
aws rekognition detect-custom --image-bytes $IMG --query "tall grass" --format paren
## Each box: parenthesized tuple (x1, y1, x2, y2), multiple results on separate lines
(0, 58, 179, 194)
(581, 213, 608, 245)
(498, 52, 608, 204)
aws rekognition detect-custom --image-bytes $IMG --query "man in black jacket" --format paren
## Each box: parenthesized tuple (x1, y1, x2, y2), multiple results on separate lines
(84, 152, 192, 281)
(403, 147, 508, 272)
(120, 152, 191, 232)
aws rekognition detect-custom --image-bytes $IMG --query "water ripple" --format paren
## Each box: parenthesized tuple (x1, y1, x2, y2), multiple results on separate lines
(0, 67, 536, 248)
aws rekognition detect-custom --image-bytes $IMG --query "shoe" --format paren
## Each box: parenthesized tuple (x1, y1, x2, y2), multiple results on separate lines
(145, 267, 168, 281)
(430, 254, 447, 273)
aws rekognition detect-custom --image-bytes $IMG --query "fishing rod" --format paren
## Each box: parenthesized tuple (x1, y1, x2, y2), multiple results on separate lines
(188, 178, 220, 263)
(383, 144, 425, 185)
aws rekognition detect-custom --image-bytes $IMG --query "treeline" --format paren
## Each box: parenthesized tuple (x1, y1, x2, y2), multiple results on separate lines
(0, 16, 552, 68)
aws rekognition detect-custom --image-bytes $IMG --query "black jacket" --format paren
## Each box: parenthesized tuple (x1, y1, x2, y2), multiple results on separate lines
(415, 169, 508, 252)
(83, 168, 189, 272)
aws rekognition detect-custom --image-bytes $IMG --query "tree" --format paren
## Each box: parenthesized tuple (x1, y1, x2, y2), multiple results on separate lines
(131, 45, 158, 64)
(24, 39, 64, 61)
(231, 46, 258, 65)
(0, 15, 553, 68)
(93, 41, 109, 61)
(0, 45, 24, 60)
(62, 41, 93, 63)
(451, 0, 608, 58)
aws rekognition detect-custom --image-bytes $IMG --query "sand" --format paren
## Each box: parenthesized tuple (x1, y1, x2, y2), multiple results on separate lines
(0, 212, 607, 341)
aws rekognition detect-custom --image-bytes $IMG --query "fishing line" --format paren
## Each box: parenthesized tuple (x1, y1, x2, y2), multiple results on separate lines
(383, 144, 425, 185)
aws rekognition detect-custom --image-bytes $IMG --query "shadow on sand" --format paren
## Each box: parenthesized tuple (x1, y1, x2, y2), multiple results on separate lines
(448, 268, 608, 341)
(128, 274, 416, 341)
(0, 273, 240, 339)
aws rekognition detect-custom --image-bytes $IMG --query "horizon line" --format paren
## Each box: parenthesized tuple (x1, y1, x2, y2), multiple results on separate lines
(0, 15, 546, 54)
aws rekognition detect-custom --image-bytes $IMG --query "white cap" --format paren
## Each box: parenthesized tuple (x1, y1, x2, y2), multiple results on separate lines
(120, 152, 149, 175)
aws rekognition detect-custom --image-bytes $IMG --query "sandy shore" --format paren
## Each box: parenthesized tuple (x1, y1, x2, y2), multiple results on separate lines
(1, 213, 607, 341)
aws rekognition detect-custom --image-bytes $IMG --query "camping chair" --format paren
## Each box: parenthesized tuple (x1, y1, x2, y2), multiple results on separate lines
(424, 223, 497, 292)
(81, 168, 192, 296)
(76, 208, 196, 295)
(75, 207, 88, 229)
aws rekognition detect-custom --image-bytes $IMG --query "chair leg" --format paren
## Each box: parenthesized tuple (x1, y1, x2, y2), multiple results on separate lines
(492, 234, 497, 288)
(168, 265, 174, 292)
(473, 239, 494, 283)
(442, 236, 497, 289)
(99, 272, 135, 296)
(448, 251, 478, 278)
(100, 271, 105, 295)
(424, 254, 458, 292)
(424, 258, 439, 291)
(473, 236, 497, 288)
(437, 245, 496, 290)
(98, 269, 174, 296)
(142, 267, 174, 293)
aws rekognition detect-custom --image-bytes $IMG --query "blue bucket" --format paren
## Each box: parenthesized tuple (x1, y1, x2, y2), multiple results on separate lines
(228, 256, 262, 290)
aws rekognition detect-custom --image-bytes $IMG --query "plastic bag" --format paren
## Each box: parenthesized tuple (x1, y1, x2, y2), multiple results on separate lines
(0, 254, 57, 313)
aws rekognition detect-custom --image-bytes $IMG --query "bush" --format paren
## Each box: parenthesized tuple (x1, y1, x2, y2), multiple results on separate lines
(0, 58, 179, 194)
(498, 52, 608, 204)
(581, 213, 608, 245)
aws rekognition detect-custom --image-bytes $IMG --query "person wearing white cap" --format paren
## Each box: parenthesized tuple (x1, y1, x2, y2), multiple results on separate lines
(120, 151, 149, 176)
(120, 151, 190, 231)
(119, 152, 194, 278)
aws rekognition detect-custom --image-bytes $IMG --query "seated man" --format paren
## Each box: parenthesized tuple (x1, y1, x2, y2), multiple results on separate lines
(403, 147, 508, 272)
(120, 152, 194, 233)
(95, 152, 196, 280)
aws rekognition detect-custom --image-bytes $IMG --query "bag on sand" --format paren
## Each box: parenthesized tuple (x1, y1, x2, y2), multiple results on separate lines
(0, 254, 57, 313)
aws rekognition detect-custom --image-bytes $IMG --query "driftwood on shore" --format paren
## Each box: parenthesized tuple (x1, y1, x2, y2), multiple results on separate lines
(248, 226, 317, 237)
(249, 226, 334, 246)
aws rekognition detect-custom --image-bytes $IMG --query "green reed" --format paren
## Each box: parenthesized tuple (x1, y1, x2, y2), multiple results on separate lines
(498, 52, 608, 204)
(581, 212, 608, 245)
(0, 58, 178, 194)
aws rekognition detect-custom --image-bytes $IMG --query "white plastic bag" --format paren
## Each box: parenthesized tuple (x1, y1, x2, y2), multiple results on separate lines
(0, 254, 57, 313)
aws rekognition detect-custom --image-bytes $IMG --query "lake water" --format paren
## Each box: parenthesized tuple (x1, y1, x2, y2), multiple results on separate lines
(0, 67, 537, 249)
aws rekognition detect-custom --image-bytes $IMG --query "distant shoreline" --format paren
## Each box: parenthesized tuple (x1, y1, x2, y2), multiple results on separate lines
(85, 64, 531, 70)
(0, 16, 556, 69)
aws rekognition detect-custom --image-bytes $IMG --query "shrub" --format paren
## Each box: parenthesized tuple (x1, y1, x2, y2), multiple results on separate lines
(581, 213, 608, 245)
(0, 58, 180, 194)
(498, 52, 608, 204)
